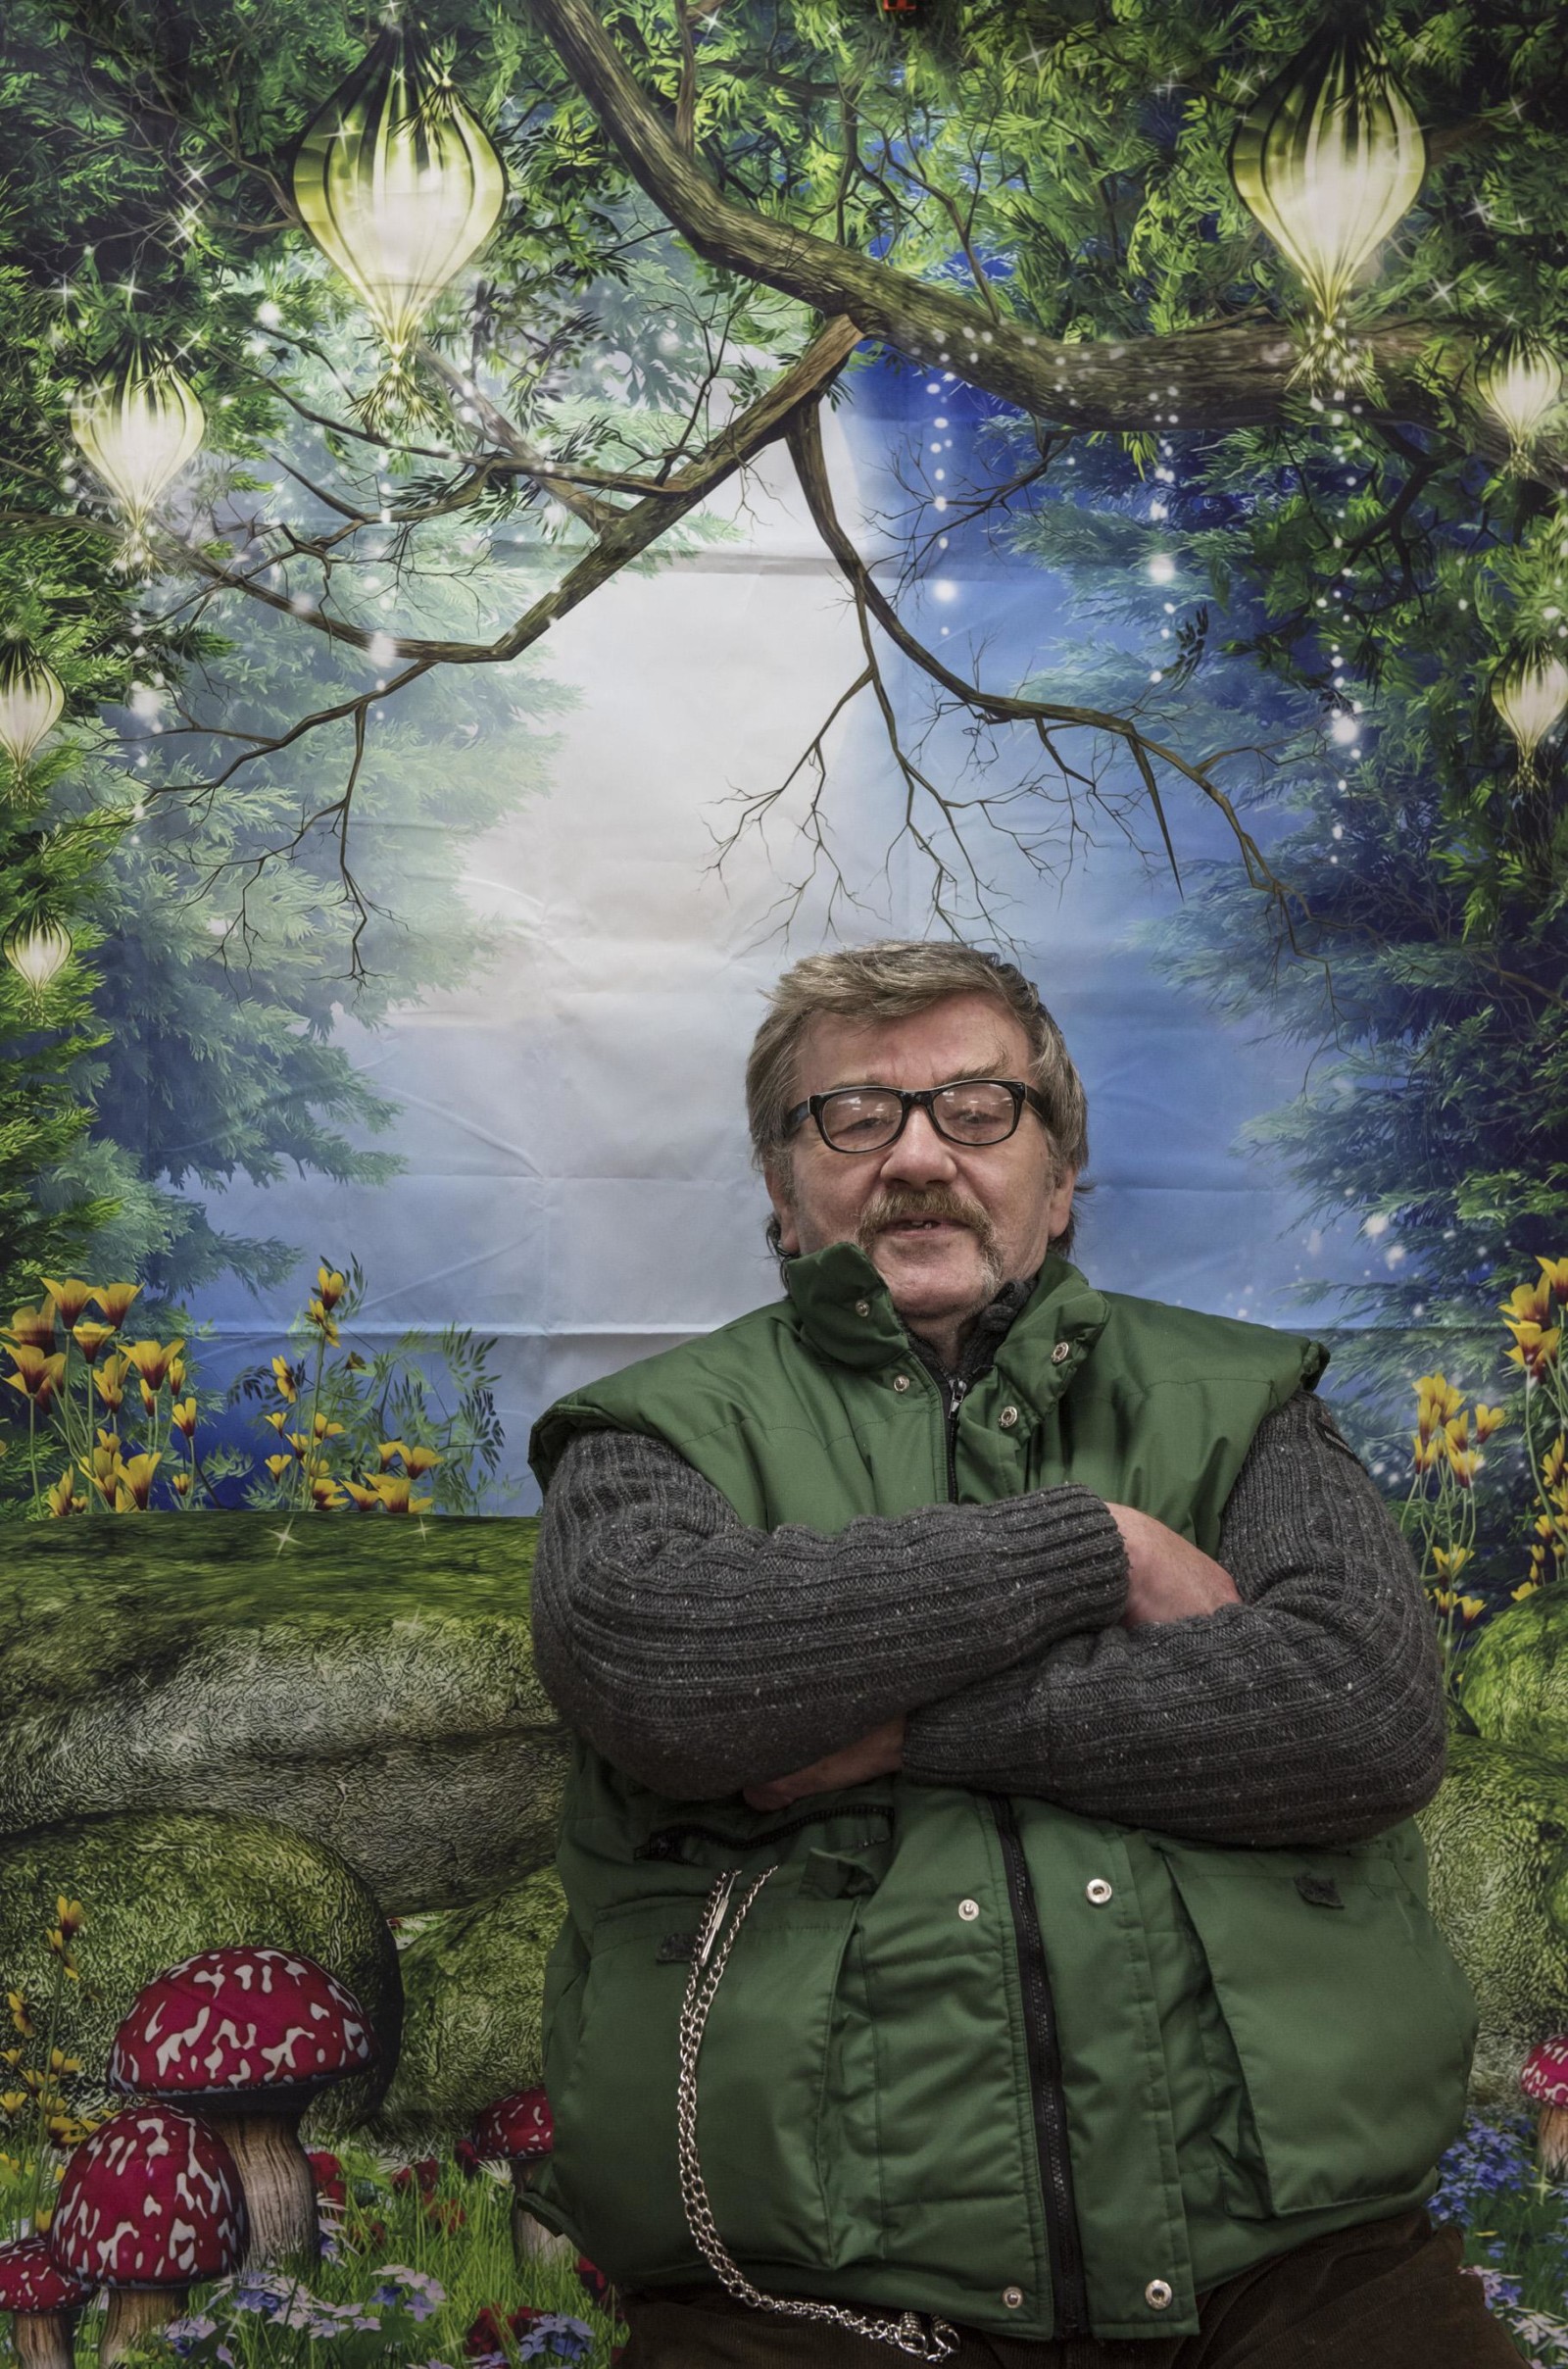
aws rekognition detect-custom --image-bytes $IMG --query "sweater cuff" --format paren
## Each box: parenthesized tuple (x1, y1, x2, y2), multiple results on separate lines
(958, 1483, 1127, 1661)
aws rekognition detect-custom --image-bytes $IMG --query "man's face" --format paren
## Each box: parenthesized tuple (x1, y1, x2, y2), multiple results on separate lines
(765, 992, 1075, 1339)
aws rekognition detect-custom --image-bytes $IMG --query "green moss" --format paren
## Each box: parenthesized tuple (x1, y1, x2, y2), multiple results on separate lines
(373, 1867, 566, 2148)
(1420, 1735, 1568, 2107)
(1459, 1594, 1568, 1755)
(0, 1808, 401, 2135)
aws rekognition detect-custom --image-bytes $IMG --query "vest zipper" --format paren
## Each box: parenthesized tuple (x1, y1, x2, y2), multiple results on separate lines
(943, 1374, 1089, 2339)
(987, 1795, 1090, 2338)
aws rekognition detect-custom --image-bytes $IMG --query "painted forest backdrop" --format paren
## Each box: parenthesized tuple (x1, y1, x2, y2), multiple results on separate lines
(4, 0, 1568, 2362)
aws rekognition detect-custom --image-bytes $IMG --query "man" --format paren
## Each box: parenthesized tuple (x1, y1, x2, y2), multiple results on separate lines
(526, 942, 1507, 2367)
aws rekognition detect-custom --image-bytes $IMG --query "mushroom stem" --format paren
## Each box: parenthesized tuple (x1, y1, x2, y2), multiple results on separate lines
(509, 2168, 573, 2267)
(102, 2287, 187, 2368)
(203, 2110, 318, 2265)
(13, 2309, 79, 2369)
(1540, 2102, 1568, 2175)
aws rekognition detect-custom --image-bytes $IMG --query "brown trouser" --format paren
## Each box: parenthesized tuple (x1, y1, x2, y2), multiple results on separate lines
(618, 2212, 1520, 2367)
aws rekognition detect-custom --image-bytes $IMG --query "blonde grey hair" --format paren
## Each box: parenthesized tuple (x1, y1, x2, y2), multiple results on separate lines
(747, 941, 1090, 1257)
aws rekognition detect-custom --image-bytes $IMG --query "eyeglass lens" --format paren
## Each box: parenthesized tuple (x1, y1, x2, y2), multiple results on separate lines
(819, 1081, 1018, 1150)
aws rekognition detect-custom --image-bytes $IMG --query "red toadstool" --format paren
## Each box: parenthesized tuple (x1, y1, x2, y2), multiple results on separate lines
(0, 2236, 93, 2369)
(1521, 2035, 1568, 2171)
(47, 2105, 246, 2367)
(468, 2086, 569, 2264)
(108, 1946, 377, 2266)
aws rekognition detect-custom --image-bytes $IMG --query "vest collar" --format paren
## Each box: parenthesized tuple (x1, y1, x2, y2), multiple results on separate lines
(784, 1240, 1109, 1379)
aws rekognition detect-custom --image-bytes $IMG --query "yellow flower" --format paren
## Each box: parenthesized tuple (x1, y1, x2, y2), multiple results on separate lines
(1538, 1256, 1568, 1305)
(39, 1277, 93, 1328)
(1416, 1371, 1463, 1424)
(93, 1354, 126, 1410)
(342, 1479, 382, 1509)
(305, 1297, 340, 1344)
(271, 1355, 299, 1403)
(112, 1452, 160, 1511)
(8, 1993, 33, 2038)
(70, 1319, 116, 1362)
(263, 1408, 290, 1434)
(1433, 1588, 1459, 1615)
(0, 2093, 24, 2118)
(311, 1412, 345, 1441)
(1544, 1437, 1567, 1490)
(404, 1445, 442, 1475)
(376, 1439, 408, 1468)
(1410, 1431, 1442, 1474)
(1513, 1579, 1543, 1602)
(264, 1454, 295, 1482)
(138, 1378, 157, 1418)
(309, 1475, 347, 1510)
(122, 1337, 183, 1392)
(77, 1441, 120, 1506)
(285, 1431, 311, 1456)
(1501, 1280, 1554, 1327)
(1506, 1324, 1561, 1377)
(1458, 1596, 1487, 1625)
(1473, 1404, 1507, 1443)
(5, 1303, 57, 1352)
(316, 1264, 347, 1310)
(172, 1469, 190, 1496)
(369, 1473, 434, 1517)
(1433, 1545, 1473, 1578)
(167, 1355, 185, 1393)
(4, 1346, 65, 1403)
(45, 1470, 80, 1519)
(1444, 1411, 1471, 1454)
(171, 1397, 197, 1438)
(91, 1281, 141, 1326)
(1445, 1439, 1482, 1488)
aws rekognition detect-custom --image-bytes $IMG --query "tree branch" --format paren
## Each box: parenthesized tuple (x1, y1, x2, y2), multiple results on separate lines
(523, 0, 1512, 453)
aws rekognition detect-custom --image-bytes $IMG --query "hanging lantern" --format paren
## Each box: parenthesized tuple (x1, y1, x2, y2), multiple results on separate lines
(291, 26, 508, 427)
(0, 642, 65, 780)
(70, 349, 206, 568)
(1228, 26, 1427, 377)
(1492, 650, 1568, 785)
(1472, 333, 1563, 472)
(2, 915, 74, 1012)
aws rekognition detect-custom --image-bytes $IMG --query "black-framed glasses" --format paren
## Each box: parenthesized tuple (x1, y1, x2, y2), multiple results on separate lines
(784, 1078, 1051, 1155)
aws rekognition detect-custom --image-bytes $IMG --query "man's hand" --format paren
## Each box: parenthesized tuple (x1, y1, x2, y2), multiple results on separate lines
(743, 1713, 906, 1812)
(1104, 1503, 1242, 1626)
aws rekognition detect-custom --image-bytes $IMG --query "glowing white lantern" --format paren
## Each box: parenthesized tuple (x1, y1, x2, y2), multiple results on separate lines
(1472, 334, 1563, 472)
(3, 915, 74, 1010)
(1492, 649, 1568, 784)
(70, 349, 206, 566)
(292, 26, 508, 425)
(0, 643, 65, 777)
(1228, 27, 1426, 366)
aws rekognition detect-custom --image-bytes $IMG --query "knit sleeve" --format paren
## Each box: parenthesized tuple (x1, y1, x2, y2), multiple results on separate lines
(901, 1392, 1446, 1846)
(530, 1427, 1126, 1801)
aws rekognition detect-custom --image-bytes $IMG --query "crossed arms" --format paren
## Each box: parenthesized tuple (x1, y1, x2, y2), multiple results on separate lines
(529, 1391, 1446, 1848)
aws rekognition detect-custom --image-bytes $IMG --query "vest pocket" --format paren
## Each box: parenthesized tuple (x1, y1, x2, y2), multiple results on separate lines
(1158, 1844, 1476, 2219)
(549, 1885, 880, 2282)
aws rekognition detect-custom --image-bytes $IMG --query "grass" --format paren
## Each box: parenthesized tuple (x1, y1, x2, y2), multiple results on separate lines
(0, 2143, 623, 2368)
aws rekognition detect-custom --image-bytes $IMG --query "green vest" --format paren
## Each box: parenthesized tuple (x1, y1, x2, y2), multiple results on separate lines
(527, 1247, 1475, 2344)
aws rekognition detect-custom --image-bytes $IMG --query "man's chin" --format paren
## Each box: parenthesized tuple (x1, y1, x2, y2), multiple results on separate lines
(867, 1229, 998, 1309)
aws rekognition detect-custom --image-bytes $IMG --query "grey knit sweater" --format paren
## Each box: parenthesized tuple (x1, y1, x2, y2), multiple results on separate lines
(532, 1311, 1446, 1849)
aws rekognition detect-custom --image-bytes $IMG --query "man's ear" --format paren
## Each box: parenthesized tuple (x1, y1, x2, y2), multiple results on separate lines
(1045, 1164, 1076, 1243)
(765, 1160, 801, 1257)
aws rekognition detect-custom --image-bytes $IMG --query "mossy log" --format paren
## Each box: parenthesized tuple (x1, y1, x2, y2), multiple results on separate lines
(0, 1514, 564, 1914)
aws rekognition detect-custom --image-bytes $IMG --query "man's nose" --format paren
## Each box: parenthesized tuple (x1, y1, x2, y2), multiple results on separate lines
(878, 1105, 958, 1184)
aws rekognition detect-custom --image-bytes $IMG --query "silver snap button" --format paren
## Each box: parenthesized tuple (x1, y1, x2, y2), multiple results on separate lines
(1051, 1341, 1072, 1365)
(1002, 2286, 1024, 2309)
(1086, 1878, 1113, 1905)
(855, 1300, 871, 1317)
(958, 1898, 980, 1922)
(1145, 2279, 1173, 2311)
(999, 1405, 1019, 1429)
(892, 1374, 910, 1393)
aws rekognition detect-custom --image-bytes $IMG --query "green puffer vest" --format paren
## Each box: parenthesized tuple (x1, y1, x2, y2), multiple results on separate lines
(526, 1246, 1475, 2344)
